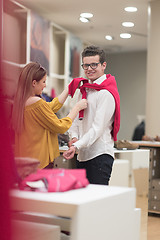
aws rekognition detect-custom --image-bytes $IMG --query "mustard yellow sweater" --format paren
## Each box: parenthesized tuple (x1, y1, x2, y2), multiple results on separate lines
(15, 97, 72, 168)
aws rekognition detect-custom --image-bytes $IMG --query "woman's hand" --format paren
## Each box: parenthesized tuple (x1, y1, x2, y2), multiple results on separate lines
(75, 99, 88, 111)
(67, 99, 87, 121)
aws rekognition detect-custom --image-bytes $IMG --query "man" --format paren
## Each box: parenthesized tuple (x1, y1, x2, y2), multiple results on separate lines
(63, 45, 120, 185)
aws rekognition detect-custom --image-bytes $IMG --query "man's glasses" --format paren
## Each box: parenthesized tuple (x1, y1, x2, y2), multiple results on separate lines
(81, 62, 100, 70)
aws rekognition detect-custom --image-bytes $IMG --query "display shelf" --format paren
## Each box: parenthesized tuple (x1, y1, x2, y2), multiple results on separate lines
(2, 0, 29, 124)
(132, 141, 160, 215)
(3, 0, 27, 64)
(148, 148, 160, 214)
(50, 25, 66, 76)
(10, 185, 140, 240)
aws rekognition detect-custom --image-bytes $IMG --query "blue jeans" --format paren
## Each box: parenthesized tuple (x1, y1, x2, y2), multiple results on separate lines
(76, 154, 114, 185)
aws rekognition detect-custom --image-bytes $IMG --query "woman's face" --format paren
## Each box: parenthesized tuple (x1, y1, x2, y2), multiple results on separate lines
(33, 74, 47, 95)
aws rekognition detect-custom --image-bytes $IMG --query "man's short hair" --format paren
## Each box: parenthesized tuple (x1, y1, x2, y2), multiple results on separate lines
(82, 45, 106, 64)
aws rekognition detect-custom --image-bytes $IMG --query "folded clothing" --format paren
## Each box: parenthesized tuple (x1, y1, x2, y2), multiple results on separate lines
(19, 168, 89, 192)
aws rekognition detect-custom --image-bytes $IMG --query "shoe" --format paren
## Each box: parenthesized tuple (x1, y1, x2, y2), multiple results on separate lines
(114, 140, 139, 150)
(154, 135, 160, 141)
(142, 135, 154, 141)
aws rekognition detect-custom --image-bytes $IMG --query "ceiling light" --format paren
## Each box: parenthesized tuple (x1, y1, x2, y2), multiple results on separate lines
(120, 33, 131, 39)
(79, 17, 89, 23)
(124, 7, 137, 12)
(122, 22, 134, 27)
(80, 13, 93, 18)
(105, 35, 113, 41)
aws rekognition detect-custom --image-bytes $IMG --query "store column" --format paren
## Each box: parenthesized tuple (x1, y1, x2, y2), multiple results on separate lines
(146, 0, 160, 137)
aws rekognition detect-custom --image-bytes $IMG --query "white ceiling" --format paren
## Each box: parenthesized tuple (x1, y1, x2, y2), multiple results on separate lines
(15, 0, 149, 53)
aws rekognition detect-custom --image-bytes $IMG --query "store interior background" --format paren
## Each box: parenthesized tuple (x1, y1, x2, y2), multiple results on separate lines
(2, 0, 159, 141)
(2, 1, 160, 239)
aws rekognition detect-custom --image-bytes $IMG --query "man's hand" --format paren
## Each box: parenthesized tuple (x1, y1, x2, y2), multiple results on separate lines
(63, 146, 76, 160)
(68, 137, 78, 147)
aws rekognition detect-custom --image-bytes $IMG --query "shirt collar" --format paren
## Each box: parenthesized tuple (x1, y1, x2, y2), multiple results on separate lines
(89, 74, 106, 85)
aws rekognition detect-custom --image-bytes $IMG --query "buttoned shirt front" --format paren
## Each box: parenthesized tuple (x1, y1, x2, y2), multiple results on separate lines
(69, 74, 115, 161)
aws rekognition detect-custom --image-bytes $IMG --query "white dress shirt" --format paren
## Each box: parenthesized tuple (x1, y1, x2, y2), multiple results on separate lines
(69, 74, 115, 161)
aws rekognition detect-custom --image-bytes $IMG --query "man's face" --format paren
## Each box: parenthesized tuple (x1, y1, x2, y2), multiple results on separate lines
(82, 55, 106, 82)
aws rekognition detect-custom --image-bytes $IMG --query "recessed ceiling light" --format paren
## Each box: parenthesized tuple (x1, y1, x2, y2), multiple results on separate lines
(124, 7, 137, 12)
(120, 33, 131, 39)
(122, 22, 134, 27)
(80, 13, 93, 18)
(79, 17, 89, 23)
(105, 35, 113, 41)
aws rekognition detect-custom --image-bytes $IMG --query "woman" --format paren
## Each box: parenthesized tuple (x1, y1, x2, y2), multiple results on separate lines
(12, 62, 87, 169)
